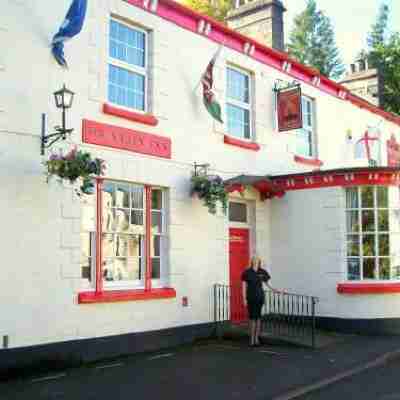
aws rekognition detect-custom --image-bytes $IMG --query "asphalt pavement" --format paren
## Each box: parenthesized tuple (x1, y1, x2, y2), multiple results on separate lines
(2, 335, 400, 400)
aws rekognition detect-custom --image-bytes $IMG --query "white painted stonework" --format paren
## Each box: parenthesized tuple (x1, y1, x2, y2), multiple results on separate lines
(1, 0, 400, 350)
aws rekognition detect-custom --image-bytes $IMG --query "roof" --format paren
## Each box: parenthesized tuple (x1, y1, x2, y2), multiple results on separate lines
(125, 0, 400, 127)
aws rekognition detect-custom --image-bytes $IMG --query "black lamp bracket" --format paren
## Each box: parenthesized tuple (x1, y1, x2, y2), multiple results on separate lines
(193, 162, 210, 177)
(41, 113, 73, 155)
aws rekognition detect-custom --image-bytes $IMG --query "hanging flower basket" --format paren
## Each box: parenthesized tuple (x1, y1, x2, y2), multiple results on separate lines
(45, 147, 106, 195)
(190, 173, 228, 215)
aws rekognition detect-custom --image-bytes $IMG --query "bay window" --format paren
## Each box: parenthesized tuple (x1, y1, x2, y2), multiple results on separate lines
(80, 180, 172, 302)
(345, 186, 400, 281)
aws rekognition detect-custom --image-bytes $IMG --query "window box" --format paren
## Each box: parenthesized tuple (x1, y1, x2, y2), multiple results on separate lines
(78, 288, 176, 304)
(103, 103, 158, 126)
(294, 155, 323, 167)
(337, 283, 400, 294)
(223, 135, 260, 151)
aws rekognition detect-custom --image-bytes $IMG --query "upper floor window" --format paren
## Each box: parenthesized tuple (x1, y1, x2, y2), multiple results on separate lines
(296, 96, 316, 158)
(108, 20, 147, 112)
(226, 67, 252, 140)
(345, 186, 400, 281)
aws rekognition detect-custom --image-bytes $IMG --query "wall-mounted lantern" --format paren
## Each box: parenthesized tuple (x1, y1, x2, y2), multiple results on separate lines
(41, 84, 75, 155)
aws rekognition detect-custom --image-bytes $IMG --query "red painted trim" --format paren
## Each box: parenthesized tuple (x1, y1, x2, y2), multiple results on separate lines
(124, 0, 400, 127)
(226, 183, 245, 193)
(145, 186, 152, 291)
(95, 179, 103, 294)
(337, 283, 400, 294)
(103, 103, 159, 126)
(223, 135, 260, 151)
(78, 288, 177, 304)
(294, 155, 324, 167)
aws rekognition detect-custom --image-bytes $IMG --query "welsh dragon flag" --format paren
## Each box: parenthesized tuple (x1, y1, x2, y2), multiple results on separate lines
(201, 47, 223, 123)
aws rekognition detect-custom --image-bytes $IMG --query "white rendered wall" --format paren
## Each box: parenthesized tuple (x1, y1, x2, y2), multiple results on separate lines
(1, 0, 400, 348)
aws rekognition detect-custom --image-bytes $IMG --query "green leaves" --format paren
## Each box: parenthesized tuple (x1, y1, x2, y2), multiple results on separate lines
(191, 174, 228, 215)
(287, 0, 344, 80)
(45, 147, 106, 195)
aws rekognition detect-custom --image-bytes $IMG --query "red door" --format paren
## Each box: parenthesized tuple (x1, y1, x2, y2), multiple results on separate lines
(229, 228, 249, 323)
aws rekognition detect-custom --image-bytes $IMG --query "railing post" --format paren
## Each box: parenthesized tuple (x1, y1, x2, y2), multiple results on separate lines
(213, 284, 218, 338)
(311, 297, 316, 349)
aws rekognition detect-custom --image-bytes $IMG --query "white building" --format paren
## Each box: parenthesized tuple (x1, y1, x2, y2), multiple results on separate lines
(2, 0, 400, 373)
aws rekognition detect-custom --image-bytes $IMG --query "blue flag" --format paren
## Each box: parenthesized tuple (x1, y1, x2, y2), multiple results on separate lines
(51, 0, 88, 68)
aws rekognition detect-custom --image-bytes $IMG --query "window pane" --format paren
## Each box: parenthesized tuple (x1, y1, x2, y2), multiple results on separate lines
(362, 234, 376, 256)
(130, 210, 144, 234)
(346, 188, 359, 209)
(103, 182, 114, 208)
(102, 234, 114, 258)
(114, 209, 130, 232)
(229, 202, 247, 223)
(379, 258, 390, 280)
(377, 186, 388, 208)
(378, 210, 389, 231)
(363, 258, 377, 279)
(361, 187, 374, 208)
(152, 258, 161, 279)
(108, 64, 145, 111)
(114, 184, 130, 208)
(151, 236, 160, 257)
(378, 234, 390, 256)
(152, 190, 162, 210)
(346, 211, 359, 232)
(109, 21, 145, 68)
(389, 211, 400, 232)
(227, 104, 250, 139)
(227, 68, 249, 103)
(348, 258, 360, 280)
(392, 256, 400, 279)
(103, 258, 142, 282)
(347, 235, 359, 256)
(296, 129, 312, 157)
(131, 185, 144, 209)
(151, 211, 162, 234)
(361, 210, 375, 232)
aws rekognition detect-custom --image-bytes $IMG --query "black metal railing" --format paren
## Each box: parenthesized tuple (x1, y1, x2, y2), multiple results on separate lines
(213, 284, 318, 348)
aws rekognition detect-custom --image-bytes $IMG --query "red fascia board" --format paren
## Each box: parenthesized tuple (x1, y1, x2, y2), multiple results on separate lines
(223, 135, 260, 151)
(78, 288, 177, 304)
(103, 103, 159, 126)
(337, 283, 400, 294)
(294, 155, 324, 167)
(125, 0, 400, 127)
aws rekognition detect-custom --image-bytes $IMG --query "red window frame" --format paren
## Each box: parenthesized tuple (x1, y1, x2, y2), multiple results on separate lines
(78, 179, 176, 304)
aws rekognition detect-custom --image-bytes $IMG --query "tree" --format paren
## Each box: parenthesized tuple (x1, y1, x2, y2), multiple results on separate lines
(287, 0, 344, 80)
(368, 3, 390, 50)
(372, 33, 400, 115)
(183, 0, 233, 22)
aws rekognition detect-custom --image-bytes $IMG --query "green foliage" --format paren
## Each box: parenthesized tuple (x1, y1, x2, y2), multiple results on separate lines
(191, 174, 228, 215)
(287, 0, 344, 80)
(183, 0, 234, 22)
(368, 3, 390, 50)
(372, 33, 400, 115)
(45, 147, 106, 195)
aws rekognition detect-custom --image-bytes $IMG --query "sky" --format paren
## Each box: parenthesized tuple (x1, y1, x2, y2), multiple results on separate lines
(283, 0, 400, 70)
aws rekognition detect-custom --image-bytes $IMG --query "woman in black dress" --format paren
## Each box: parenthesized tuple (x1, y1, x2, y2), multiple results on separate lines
(241, 256, 280, 347)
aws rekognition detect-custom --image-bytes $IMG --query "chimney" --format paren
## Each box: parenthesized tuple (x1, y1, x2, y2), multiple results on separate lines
(226, 0, 286, 51)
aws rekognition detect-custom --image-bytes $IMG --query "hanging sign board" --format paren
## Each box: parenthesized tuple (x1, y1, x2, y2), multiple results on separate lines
(387, 134, 400, 167)
(277, 85, 303, 132)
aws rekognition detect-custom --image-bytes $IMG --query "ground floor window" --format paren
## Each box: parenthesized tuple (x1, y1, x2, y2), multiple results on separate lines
(345, 186, 400, 280)
(80, 179, 168, 291)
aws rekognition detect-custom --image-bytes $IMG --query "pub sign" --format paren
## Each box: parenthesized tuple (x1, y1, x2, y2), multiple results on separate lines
(277, 85, 303, 132)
